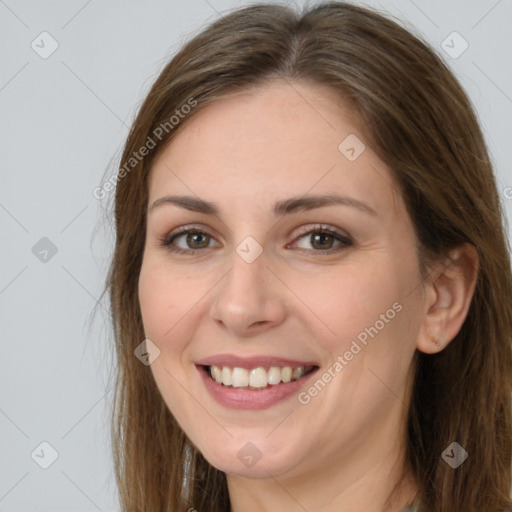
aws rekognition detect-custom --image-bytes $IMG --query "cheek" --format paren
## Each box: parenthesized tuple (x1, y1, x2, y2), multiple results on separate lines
(299, 259, 406, 351)
(138, 263, 170, 341)
(138, 259, 204, 431)
(138, 247, 416, 356)
(138, 258, 203, 343)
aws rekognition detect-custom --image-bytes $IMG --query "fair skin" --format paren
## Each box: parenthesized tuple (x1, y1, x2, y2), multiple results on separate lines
(138, 79, 478, 512)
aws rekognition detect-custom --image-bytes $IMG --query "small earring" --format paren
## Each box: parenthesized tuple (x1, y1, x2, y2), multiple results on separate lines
(426, 326, 442, 348)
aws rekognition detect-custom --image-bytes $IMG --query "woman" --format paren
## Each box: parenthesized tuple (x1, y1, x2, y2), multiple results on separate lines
(104, 2, 512, 511)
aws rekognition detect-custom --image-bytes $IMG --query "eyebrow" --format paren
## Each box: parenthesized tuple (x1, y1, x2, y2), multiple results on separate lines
(148, 193, 378, 217)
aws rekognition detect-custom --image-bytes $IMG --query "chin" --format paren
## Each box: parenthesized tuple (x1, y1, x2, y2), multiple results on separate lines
(197, 435, 305, 479)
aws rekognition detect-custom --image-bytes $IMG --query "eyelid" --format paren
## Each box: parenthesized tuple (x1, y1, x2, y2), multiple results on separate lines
(287, 223, 353, 253)
(159, 222, 354, 254)
(159, 224, 219, 253)
(291, 223, 352, 242)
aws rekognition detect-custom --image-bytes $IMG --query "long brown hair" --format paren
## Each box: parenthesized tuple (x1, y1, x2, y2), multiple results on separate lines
(102, 2, 512, 511)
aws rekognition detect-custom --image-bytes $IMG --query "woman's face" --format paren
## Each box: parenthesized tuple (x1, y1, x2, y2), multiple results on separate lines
(138, 79, 426, 480)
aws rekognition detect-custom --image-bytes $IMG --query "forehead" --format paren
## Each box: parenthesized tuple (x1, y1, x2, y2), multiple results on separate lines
(148, 79, 403, 217)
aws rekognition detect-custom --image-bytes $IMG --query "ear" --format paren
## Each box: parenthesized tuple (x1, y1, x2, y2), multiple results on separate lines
(417, 243, 479, 354)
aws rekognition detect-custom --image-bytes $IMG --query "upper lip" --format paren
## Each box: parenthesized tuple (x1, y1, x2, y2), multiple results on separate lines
(195, 354, 319, 369)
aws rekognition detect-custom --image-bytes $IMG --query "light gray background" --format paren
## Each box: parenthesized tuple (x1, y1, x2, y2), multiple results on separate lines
(1, 0, 511, 510)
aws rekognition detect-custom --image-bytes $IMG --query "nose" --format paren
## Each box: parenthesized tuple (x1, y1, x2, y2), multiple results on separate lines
(209, 249, 287, 337)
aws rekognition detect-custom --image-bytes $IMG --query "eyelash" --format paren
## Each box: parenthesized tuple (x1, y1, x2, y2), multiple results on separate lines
(158, 224, 354, 255)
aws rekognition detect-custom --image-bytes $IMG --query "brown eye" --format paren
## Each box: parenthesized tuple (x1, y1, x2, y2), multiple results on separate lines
(310, 232, 336, 250)
(160, 228, 219, 254)
(183, 232, 211, 249)
(290, 225, 353, 254)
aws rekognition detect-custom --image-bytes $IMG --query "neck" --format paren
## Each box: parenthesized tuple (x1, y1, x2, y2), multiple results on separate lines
(228, 455, 417, 512)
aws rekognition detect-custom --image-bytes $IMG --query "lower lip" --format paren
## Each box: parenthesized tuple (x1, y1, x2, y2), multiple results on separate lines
(197, 366, 318, 410)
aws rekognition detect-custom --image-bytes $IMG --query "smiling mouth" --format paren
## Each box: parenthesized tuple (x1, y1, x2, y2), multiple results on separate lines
(202, 364, 318, 390)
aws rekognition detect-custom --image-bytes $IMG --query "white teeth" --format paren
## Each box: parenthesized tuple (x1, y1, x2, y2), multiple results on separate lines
(221, 366, 232, 386)
(281, 367, 292, 383)
(231, 367, 249, 387)
(209, 365, 310, 388)
(211, 365, 222, 383)
(249, 367, 267, 388)
(268, 366, 282, 385)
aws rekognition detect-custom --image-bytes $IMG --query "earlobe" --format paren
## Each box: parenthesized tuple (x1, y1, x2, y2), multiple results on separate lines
(417, 324, 444, 355)
(416, 243, 479, 355)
